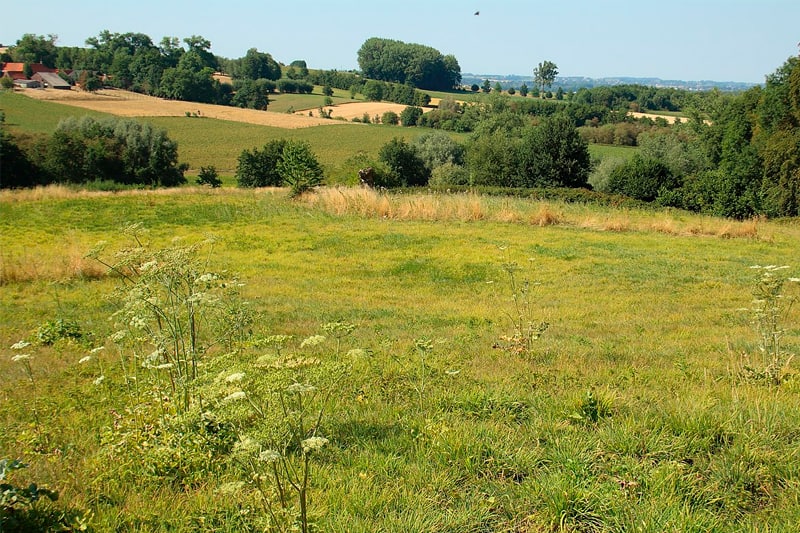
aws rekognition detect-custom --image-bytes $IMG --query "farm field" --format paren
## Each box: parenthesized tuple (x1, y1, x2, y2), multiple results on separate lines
(0, 90, 636, 177)
(1, 186, 799, 531)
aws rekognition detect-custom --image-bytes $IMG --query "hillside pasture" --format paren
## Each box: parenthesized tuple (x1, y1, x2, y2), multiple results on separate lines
(1, 186, 799, 531)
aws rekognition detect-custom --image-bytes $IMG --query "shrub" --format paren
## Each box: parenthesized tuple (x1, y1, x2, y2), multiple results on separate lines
(605, 154, 678, 202)
(378, 137, 429, 187)
(236, 139, 287, 187)
(196, 165, 222, 188)
(381, 111, 399, 125)
(429, 162, 470, 187)
(236, 139, 323, 194)
(400, 106, 423, 127)
(278, 141, 324, 196)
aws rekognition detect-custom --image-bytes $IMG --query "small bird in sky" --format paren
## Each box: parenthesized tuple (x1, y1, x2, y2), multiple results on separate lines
(474, 11, 480, 16)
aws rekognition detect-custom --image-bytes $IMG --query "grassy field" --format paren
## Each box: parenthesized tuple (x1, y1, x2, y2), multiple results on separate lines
(1, 186, 799, 531)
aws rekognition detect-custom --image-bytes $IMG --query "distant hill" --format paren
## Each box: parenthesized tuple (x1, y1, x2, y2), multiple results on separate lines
(460, 73, 758, 92)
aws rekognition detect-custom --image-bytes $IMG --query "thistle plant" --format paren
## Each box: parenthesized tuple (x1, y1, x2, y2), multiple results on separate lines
(739, 265, 799, 385)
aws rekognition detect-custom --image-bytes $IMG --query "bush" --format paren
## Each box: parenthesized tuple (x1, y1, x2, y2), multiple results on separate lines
(236, 139, 288, 187)
(236, 139, 323, 195)
(196, 165, 222, 188)
(382, 111, 399, 125)
(413, 131, 466, 171)
(605, 154, 678, 202)
(400, 106, 423, 127)
(378, 137, 429, 187)
(429, 162, 470, 187)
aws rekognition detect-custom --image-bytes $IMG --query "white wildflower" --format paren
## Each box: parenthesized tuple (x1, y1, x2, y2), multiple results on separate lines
(93, 375, 105, 386)
(225, 372, 245, 383)
(300, 335, 326, 348)
(223, 391, 247, 402)
(195, 273, 219, 285)
(258, 449, 282, 463)
(445, 369, 461, 376)
(286, 383, 317, 395)
(110, 330, 127, 342)
(301, 436, 329, 453)
(90, 346, 106, 354)
(10, 340, 31, 350)
(789, 278, 800, 283)
(78, 356, 92, 364)
(347, 349, 369, 358)
(11, 354, 31, 362)
(155, 363, 173, 370)
(140, 260, 158, 272)
(232, 436, 259, 455)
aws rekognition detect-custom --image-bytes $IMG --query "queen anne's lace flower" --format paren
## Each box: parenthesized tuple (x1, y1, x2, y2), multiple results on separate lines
(301, 436, 329, 453)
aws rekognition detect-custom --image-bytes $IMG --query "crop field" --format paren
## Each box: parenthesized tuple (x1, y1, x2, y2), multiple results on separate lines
(1, 184, 799, 531)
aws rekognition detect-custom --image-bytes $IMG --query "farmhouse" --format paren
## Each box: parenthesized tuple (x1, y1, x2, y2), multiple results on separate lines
(32, 71, 71, 89)
(1, 62, 54, 80)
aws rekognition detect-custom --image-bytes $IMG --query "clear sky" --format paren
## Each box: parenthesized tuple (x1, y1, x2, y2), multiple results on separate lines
(3, 0, 798, 83)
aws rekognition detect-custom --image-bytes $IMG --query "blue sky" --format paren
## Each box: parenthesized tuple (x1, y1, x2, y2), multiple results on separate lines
(3, 0, 798, 83)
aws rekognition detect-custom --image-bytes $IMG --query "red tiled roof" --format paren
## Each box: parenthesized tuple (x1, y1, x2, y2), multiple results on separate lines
(1, 62, 56, 76)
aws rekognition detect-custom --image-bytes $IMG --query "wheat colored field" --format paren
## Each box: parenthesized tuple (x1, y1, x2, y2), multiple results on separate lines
(18, 87, 344, 129)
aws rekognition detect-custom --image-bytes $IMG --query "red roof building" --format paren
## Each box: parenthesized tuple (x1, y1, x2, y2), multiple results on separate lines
(1, 62, 56, 80)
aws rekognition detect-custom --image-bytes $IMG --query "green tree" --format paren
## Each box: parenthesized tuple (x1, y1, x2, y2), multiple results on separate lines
(183, 35, 218, 70)
(11, 34, 58, 67)
(466, 130, 522, 187)
(494, 82, 503, 93)
(357, 37, 461, 91)
(519, 83, 529, 97)
(518, 114, 591, 188)
(482, 79, 491, 93)
(278, 141, 324, 196)
(413, 131, 465, 171)
(533, 60, 558, 95)
(379, 137, 430, 187)
(231, 79, 271, 110)
(236, 139, 288, 187)
(236, 48, 281, 81)
(382, 111, 400, 125)
(400, 106, 423, 126)
(362, 80, 384, 101)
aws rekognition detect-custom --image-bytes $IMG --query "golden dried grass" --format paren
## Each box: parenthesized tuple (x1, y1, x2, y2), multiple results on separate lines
(0, 246, 106, 285)
(299, 187, 776, 242)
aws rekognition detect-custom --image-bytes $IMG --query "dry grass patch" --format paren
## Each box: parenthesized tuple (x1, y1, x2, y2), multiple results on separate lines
(0, 245, 106, 285)
(300, 187, 782, 242)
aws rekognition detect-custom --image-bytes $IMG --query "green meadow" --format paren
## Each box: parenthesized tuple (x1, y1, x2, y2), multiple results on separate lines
(2, 91, 798, 531)
(1, 184, 799, 531)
